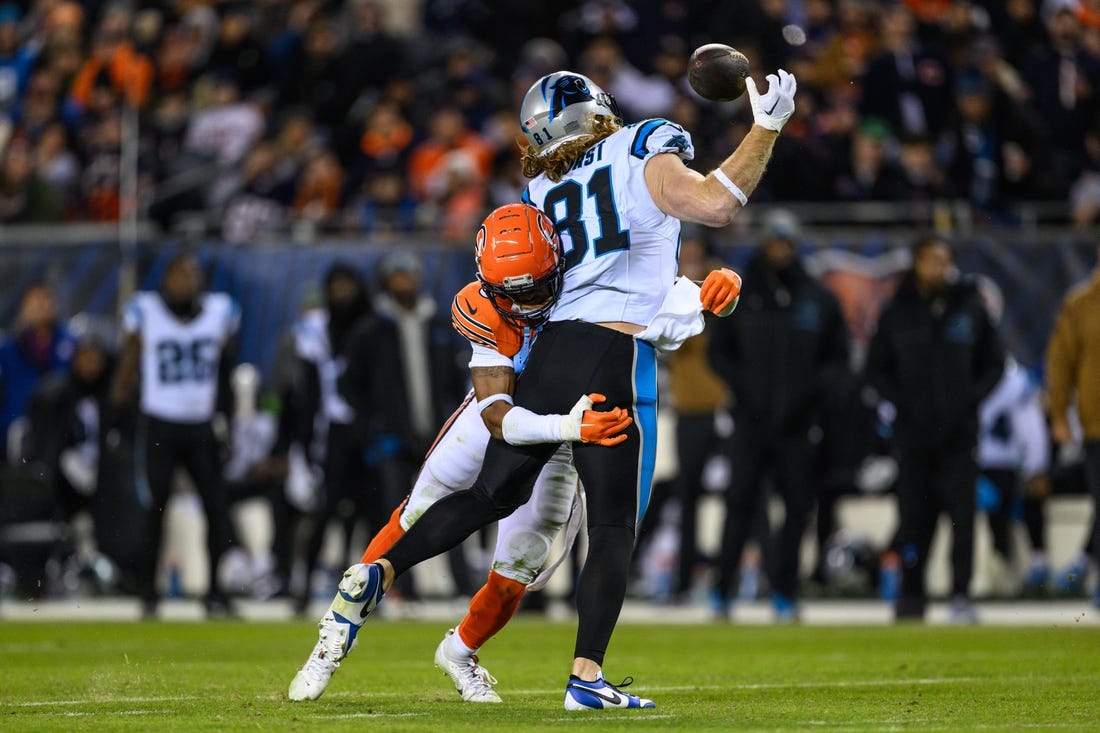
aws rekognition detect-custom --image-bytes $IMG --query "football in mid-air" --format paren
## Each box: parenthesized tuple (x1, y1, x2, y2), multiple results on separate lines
(687, 43, 750, 102)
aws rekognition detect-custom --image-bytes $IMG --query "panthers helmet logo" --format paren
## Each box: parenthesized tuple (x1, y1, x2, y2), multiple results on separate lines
(542, 75, 594, 122)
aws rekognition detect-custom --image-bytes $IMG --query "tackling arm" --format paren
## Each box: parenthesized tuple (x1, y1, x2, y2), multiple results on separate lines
(470, 361, 631, 447)
(471, 365, 517, 441)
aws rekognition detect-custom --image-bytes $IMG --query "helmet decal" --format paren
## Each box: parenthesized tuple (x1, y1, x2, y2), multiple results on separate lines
(543, 75, 594, 122)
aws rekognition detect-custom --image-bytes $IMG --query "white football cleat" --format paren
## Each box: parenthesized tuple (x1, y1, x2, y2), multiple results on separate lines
(288, 610, 353, 701)
(433, 629, 502, 703)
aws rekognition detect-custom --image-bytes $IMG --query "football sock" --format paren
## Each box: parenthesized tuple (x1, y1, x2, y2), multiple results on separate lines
(456, 570, 527, 651)
(361, 504, 406, 564)
(447, 629, 476, 658)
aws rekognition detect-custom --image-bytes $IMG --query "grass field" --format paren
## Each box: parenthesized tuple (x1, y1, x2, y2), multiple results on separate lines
(2, 618, 1099, 732)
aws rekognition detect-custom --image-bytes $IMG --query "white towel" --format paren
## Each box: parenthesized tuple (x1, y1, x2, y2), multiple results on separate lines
(635, 276, 706, 352)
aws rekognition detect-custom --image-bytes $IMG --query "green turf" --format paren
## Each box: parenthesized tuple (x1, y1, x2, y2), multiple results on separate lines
(1, 618, 1098, 732)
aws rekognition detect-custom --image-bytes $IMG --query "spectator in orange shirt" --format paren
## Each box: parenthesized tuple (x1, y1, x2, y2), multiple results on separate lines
(69, 7, 152, 109)
(294, 147, 345, 225)
(406, 106, 491, 202)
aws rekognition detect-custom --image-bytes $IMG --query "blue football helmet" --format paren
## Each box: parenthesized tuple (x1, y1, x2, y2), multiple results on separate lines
(519, 71, 622, 155)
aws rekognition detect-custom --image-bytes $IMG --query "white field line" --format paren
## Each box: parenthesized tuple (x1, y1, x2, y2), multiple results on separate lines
(56, 710, 166, 717)
(4, 675, 1083, 709)
(8, 695, 199, 708)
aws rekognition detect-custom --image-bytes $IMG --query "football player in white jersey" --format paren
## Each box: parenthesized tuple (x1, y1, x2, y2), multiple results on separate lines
(288, 203, 631, 702)
(110, 251, 241, 618)
(311, 68, 795, 710)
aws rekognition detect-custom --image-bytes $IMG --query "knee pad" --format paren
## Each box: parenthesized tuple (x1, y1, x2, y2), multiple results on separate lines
(400, 478, 454, 531)
(492, 530, 554, 585)
(534, 467, 578, 532)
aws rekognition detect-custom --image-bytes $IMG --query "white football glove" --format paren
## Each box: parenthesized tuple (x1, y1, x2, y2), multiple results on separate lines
(745, 69, 797, 133)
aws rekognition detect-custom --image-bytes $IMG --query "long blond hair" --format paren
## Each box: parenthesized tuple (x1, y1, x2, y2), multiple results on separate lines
(520, 116, 622, 182)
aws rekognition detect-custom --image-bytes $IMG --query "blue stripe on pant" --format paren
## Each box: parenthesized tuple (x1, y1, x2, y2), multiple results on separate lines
(632, 339, 658, 525)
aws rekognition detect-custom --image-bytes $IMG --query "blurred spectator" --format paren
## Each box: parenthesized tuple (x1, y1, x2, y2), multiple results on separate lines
(278, 14, 346, 130)
(943, 68, 1063, 216)
(182, 74, 263, 168)
(340, 0, 404, 100)
(0, 135, 62, 222)
(424, 148, 488, 240)
(407, 106, 492, 201)
(68, 6, 153, 110)
(25, 335, 112, 522)
(664, 235, 730, 601)
(860, 3, 953, 140)
(348, 101, 415, 183)
(77, 109, 121, 221)
(291, 263, 381, 615)
(1045, 239, 1100, 609)
(865, 235, 1004, 622)
(895, 133, 951, 216)
(832, 116, 909, 201)
(707, 209, 850, 620)
(293, 147, 344, 226)
(1020, 7, 1100, 181)
(207, 4, 270, 94)
(34, 121, 78, 208)
(975, 268, 1050, 594)
(0, 3, 37, 115)
(222, 141, 293, 244)
(977, 355, 1050, 595)
(579, 37, 676, 120)
(0, 284, 74, 456)
(341, 249, 474, 598)
(345, 168, 417, 233)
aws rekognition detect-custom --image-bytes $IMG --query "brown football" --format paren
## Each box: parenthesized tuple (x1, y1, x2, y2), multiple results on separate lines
(688, 43, 750, 102)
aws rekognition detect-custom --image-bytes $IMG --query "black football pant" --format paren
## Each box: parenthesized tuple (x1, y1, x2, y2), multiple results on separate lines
(713, 420, 817, 603)
(135, 415, 231, 607)
(895, 441, 977, 616)
(385, 320, 659, 666)
(672, 412, 722, 596)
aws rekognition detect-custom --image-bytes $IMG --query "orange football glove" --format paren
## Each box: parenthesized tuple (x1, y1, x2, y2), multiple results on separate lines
(699, 267, 742, 316)
(564, 393, 633, 446)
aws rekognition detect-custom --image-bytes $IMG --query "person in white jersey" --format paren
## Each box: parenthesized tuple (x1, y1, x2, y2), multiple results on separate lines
(110, 251, 241, 618)
(314, 67, 796, 710)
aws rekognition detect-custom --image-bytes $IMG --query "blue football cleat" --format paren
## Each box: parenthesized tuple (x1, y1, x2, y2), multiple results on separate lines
(564, 673, 655, 710)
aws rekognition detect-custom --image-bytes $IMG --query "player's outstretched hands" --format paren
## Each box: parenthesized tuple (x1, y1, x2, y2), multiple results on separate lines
(700, 267, 742, 316)
(746, 69, 796, 132)
(562, 393, 633, 446)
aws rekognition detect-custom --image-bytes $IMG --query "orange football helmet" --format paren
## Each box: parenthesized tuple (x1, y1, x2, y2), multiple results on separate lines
(475, 203, 564, 326)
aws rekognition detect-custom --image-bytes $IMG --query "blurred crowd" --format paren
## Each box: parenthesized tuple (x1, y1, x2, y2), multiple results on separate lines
(2, 0, 1100, 237)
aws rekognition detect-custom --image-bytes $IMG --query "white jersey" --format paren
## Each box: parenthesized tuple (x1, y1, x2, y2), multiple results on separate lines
(978, 358, 1049, 476)
(122, 292, 240, 423)
(293, 309, 355, 425)
(523, 118, 694, 327)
